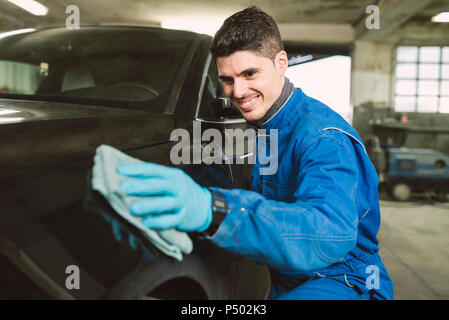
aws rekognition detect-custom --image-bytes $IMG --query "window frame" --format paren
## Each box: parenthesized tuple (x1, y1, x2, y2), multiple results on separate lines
(393, 45, 449, 113)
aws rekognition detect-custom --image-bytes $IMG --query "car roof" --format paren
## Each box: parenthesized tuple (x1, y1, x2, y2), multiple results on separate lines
(0, 25, 210, 63)
(0, 24, 207, 40)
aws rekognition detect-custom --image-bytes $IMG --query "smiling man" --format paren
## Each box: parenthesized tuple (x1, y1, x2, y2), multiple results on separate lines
(116, 6, 394, 300)
(217, 50, 287, 121)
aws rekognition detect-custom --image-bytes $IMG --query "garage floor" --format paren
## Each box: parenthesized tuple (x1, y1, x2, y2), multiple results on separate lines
(378, 198, 449, 300)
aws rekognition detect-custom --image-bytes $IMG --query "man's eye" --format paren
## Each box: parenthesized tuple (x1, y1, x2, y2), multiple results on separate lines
(222, 79, 233, 85)
(246, 71, 255, 77)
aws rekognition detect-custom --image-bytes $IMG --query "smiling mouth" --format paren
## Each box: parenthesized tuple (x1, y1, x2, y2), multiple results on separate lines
(237, 94, 260, 111)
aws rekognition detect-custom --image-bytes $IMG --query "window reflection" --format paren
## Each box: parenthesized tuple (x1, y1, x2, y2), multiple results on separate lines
(0, 108, 24, 123)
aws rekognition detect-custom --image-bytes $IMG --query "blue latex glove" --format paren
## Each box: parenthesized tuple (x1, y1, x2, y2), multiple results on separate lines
(117, 163, 213, 232)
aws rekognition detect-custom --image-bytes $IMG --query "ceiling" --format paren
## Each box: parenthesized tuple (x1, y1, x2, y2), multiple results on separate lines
(0, 0, 448, 42)
(415, 0, 449, 17)
(1, 0, 378, 28)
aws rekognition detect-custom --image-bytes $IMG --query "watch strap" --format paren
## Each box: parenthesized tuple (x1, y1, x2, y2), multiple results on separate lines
(201, 189, 229, 237)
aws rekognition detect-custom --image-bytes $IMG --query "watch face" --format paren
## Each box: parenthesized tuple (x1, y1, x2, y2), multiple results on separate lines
(214, 199, 226, 208)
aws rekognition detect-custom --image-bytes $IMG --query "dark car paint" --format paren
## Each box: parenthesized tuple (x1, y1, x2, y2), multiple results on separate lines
(0, 27, 270, 299)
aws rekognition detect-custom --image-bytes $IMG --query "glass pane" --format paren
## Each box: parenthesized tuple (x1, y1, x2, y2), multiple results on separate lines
(397, 46, 418, 62)
(418, 80, 439, 95)
(442, 47, 449, 63)
(442, 64, 449, 79)
(395, 96, 415, 112)
(441, 80, 449, 95)
(419, 47, 441, 63)
(396, 63, 417, 78)
(0, 28, 194, 111)
(440, 97, 449, 113)
(396, 80, 416, 95)
(417, 96, 438, 112)
(0, 61, 41, 94)
(418, 64, 440, 79)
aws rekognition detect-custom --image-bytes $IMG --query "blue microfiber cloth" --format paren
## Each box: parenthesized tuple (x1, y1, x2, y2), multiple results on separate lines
(91, 144, 193, 261)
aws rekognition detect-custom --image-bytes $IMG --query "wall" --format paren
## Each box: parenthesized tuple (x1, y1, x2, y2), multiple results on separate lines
(351, 18, 449, 154)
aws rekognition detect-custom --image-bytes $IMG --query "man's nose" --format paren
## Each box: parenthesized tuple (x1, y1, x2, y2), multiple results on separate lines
(232, 79, 247, 99)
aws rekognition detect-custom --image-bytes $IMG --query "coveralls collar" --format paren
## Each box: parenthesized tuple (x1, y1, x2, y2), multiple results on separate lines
(247, 77, 296, 130)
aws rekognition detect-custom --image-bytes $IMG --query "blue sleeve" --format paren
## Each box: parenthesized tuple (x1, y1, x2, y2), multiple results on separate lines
(207, 132, 359, 272)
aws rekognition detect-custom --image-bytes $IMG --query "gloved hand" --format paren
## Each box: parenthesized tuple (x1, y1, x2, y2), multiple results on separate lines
(117, 162, 213, 232)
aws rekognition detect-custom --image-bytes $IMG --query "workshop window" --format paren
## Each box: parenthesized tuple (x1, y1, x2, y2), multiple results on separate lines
(394, 46, 449, 113)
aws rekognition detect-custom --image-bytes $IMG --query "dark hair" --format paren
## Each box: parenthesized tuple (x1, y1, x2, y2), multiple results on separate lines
(210, 6, 284, 60)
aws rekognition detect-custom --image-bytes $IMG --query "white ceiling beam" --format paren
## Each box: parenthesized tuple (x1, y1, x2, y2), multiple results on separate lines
(278, 23, 354, 44)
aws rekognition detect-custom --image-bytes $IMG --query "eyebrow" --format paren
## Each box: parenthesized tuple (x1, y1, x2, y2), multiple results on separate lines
(218, 67, 260, 81)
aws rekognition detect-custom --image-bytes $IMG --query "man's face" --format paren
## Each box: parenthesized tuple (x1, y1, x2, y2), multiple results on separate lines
(216, 50, 288, 122)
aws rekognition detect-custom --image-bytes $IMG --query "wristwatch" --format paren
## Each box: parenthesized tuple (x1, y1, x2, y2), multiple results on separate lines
(200, 190, 229, 237)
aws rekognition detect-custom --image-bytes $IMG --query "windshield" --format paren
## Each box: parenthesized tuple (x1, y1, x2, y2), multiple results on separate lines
(0, 27, 195, 111)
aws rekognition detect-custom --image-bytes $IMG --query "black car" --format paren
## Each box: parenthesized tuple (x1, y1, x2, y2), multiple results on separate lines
(0, 26, 270, 299)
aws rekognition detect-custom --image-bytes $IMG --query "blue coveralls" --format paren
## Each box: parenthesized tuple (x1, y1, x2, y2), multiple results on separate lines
(208, 88, 394, 300)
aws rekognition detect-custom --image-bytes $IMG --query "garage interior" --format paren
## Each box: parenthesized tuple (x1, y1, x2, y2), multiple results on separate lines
(1, 0, 449, 300)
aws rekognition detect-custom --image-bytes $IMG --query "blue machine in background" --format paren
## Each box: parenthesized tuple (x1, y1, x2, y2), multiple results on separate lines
(366, 122, 449, 201)
(387, 147, 449, 201)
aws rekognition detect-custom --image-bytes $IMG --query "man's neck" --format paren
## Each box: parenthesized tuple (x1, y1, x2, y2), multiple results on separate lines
(247, 77, 296, 129)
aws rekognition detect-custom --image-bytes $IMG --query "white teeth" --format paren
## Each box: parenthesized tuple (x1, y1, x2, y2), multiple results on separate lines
(241, 96, 257, 106)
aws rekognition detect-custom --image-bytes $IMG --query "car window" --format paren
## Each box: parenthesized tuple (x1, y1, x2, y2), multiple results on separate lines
(0, 61, 41, 95)
(0, 27, 194, 111)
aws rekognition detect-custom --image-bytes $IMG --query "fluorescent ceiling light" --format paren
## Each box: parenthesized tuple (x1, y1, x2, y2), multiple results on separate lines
(161, 19, 224, 36)
(8, 0, 49, 16)
(0, 28, 35, 39)
(431, 12, 449, 23)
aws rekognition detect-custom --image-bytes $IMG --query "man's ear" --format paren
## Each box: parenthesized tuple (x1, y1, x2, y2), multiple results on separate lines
(275, 50, 288, 75)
